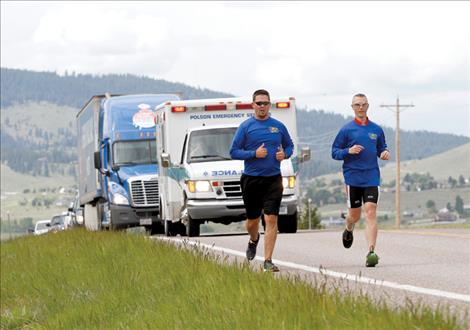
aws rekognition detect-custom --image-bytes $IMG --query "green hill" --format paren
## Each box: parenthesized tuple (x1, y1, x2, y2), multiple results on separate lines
(315, 142, 470, 185)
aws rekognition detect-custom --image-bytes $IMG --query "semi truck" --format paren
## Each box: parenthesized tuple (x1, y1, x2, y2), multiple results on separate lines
(76, 93, 179, 233)
(155, 96, 310, 237)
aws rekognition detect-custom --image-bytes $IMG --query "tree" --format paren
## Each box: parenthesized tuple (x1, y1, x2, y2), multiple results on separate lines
(299, 200, 321, 229)
(426, 199, 436, 213)
(446, 202, 453, 211)
(455, 195, 464, 215)
(458, 175, 466, 186)
(448, 176, 457, 188)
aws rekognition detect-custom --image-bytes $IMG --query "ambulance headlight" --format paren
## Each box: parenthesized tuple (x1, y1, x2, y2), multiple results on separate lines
(186, 180, 212, 193)
(282, 176, 296, 189)
(112, 193, 129, 205)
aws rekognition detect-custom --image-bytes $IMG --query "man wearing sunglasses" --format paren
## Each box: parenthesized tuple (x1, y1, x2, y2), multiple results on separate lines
(331, 93, 390, 267)
(230, 89, 294, 272)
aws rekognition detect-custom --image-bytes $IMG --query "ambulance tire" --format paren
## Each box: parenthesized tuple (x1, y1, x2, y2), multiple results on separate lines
(186, 216, 200, 237)
(164, 220, 178, 237)
(278, 212, 298, 233)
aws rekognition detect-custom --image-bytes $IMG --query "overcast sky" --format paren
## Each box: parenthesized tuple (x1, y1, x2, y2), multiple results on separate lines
(1, 1, 469, 136)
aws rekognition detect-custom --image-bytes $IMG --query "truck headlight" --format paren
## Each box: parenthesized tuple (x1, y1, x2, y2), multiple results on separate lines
(282, 176, 296, 189)
(112, 193, 129, 205)
(186, 180, 212, 193)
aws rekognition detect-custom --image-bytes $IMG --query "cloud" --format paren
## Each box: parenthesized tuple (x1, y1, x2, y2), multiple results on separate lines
(1, 1, 469, 135)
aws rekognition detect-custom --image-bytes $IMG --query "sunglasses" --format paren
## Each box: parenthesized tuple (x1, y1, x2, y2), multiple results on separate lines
(254, 101, 270, 106)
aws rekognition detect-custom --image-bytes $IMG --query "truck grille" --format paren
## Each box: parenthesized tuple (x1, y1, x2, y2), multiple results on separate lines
(130, 178, 159, 207)
(222, 180, 242, 198)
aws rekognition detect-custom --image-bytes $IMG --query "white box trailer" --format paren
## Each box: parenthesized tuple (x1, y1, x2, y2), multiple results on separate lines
(155, 97, 310, 236)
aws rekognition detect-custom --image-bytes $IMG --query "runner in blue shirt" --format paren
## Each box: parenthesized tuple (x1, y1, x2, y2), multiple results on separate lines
(332, 93, 390, 267)
(230, 89, 294, 272)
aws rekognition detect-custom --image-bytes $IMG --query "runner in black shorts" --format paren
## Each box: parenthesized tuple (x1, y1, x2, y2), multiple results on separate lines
(346, 186, 379, 209)
(332, 93, 390, 267)
(241, 174, 283, 220)
(230, 89, 294, 272)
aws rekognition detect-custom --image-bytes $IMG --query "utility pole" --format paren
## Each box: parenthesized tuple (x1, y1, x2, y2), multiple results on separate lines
(308, 198, 312, 230)
(381, 97, 414, 228)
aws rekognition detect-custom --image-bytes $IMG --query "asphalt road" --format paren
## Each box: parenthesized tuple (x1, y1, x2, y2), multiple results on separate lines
(156, 228, 470, 318)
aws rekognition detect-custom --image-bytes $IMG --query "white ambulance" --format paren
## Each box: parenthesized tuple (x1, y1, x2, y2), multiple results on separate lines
(155, 97, 310, 236)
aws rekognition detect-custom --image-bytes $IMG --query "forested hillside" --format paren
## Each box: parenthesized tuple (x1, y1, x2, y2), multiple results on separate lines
(0, 68, 233, 108)
(1, 68, 469, 179)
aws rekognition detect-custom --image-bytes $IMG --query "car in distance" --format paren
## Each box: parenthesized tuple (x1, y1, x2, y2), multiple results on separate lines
(34, 220, 51, 235)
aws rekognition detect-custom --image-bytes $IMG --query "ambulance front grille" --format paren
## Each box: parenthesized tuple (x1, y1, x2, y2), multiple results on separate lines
(222, 180, 242, 198)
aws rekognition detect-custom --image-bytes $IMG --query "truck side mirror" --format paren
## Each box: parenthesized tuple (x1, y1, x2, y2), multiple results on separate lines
(161, 153, 171, 168)
(94, 151, 101, 169)
(300, 147, 311, 163)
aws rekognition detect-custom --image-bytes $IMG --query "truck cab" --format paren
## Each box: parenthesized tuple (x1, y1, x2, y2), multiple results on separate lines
(77, 94, 180, 232)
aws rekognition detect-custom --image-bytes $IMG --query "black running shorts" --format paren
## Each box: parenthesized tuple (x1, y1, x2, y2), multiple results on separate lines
(240, 174, 283, 219)
(346, 185, 379, 209)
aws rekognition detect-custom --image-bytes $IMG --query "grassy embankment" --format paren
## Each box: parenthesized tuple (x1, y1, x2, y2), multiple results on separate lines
(1, 229, 461, 329)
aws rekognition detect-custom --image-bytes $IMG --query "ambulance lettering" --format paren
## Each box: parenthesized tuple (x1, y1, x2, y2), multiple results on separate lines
(211, 170, 242, 176)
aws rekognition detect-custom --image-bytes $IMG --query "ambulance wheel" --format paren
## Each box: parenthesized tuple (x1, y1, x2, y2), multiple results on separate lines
(186, 216, 200, 237)
(278, 212, 298, 233)
(164, 220, 177, 236)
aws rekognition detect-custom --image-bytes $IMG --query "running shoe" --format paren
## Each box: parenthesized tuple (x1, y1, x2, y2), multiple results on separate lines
(246, 233, 260, 261)
(366, 251, 379, 267)
(263, 259, 280, 272)
(342, 224, 354, 249)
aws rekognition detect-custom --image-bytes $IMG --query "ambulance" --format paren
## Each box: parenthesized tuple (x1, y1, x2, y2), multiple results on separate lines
(155, 97, 310, 236)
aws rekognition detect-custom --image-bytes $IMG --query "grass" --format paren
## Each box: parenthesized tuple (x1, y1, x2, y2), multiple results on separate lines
(1, 229, 462, 329)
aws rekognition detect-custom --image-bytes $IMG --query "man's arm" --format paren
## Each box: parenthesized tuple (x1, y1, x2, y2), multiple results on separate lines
(377, 127, 390, 160)
(230, 125, 256, 160)
(281, 125, 294, 158)
(331, 129, 350, 160)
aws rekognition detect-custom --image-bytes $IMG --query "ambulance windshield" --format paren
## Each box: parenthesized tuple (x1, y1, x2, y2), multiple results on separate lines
(187, 128, 236, 163)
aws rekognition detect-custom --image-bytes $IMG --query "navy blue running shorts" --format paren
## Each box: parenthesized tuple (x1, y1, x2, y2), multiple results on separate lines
(240, 174, 283, 219)
(346, 185, 379, 209)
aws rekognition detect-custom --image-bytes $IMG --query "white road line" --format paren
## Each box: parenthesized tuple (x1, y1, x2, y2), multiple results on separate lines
(156, 236, 470, 303)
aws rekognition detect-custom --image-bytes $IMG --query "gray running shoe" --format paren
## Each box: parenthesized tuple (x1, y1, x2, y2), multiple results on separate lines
(263, 259, 280, 272)
(246, 233, 260, 261)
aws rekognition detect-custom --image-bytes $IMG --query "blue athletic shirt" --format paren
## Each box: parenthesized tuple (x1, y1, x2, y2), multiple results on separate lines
(331, 119, 388, 187)
(230, 116, 294, 176)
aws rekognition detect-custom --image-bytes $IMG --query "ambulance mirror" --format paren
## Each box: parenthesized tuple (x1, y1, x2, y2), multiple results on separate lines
(161, 153, 171, 168)
(300, 147, 311, 162)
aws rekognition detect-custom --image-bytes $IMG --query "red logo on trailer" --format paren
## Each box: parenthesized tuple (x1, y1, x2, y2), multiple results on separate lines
(133, 104, 156, 129)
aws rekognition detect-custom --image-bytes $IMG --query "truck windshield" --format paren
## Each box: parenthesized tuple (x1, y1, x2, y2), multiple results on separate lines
(187, 128, 236, 164)
(113, 140, 156, 165)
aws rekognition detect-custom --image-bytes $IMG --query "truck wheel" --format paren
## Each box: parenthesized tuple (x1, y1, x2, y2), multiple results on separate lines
(164, 220, 177, 236)
(186, 216, 200, 237)
(149, 222, 164, 236)
(278, 212, 298, 233)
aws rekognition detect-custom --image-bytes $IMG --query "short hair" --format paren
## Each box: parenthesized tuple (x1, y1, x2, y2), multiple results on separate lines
(253, 89, 270, 102)
(353, 93, 367, 99)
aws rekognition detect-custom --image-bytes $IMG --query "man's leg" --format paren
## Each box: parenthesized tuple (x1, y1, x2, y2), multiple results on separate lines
(364, 202, 378, 251)
(263, 214, 278, 261)
(246, 217, 260, 241)
(346, 207, 361, 229)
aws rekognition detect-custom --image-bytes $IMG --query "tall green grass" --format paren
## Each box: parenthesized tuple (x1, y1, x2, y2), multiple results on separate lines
(1, 229, 461, 329)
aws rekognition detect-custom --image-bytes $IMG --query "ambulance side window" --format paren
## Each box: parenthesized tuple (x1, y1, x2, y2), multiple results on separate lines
(181, 134, 188, 164)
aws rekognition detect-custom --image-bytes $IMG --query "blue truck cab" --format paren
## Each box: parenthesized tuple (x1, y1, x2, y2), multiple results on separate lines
(76, 94, 179, 232)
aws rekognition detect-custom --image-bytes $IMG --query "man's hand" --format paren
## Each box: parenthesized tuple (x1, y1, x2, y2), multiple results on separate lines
(348, 145, 364, 154)
(255, 143, 268, 158)
(276, 149, 285, 161)
(380, 150, 390, 160)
